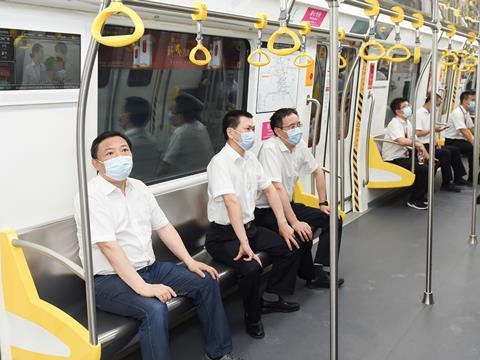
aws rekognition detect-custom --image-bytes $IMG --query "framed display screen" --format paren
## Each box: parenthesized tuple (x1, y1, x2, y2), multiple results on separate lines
(0, 28, 80, 91)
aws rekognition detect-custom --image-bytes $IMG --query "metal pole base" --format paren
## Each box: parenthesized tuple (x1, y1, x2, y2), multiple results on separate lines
(468, 234, 478, 246)
(422, 292, 435, 305)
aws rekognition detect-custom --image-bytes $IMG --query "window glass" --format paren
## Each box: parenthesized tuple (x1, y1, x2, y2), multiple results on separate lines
(309, 45, 327, 147)
(439, 0, 479, 31)
(385, 61, 420, 126)
(0, 28, 80, 90)
(338, 47, 358, 139)
(98, 26, 248, 184)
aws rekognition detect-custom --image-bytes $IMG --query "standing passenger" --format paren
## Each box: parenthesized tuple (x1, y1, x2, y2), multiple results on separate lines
(205, 110, 302, 339)
(444, 90, 476, 184)
(74, 131, 242, 360)
(254, 108, 344, 289)
(415, 94, 464, 192)
(382, 98, 430, 210)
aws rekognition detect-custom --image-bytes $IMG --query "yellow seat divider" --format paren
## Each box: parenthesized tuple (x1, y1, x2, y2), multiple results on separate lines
(0, 230, 101, 360)
(367, 137, 415, 189)
(293, 181, 346, 222)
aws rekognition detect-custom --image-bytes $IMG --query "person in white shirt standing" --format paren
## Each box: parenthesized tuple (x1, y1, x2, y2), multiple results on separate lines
(254, 108, 344, 290)
(205, 110, 302, 340)
(74, 131, 242, 360)
(415, 93, 465, 192)
(444, 90, 476, 184)
(382, 98, 430, 210)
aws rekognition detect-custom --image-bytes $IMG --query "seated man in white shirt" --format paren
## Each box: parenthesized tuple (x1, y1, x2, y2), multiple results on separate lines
(445, 90, 476, 184)
(74, 131, 241, 360)
(205, 110, 302, 340)
(254, 108, 344, 290)
(382, 98, 430, 210)
(415, 93, 465, 192)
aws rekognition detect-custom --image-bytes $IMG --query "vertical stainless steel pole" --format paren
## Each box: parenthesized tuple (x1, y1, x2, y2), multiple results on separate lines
(468, 52, 480, 245)
(76, 0, 111, 345)
(307, 96, 322, 194)
(422, 1, 439, 306)
(327, 1, 339, 359)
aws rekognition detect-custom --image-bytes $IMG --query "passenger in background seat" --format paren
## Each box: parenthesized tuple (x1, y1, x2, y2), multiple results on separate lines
(74, 131, 242, 360)
(382, 98, 430, 210)
(254, 108, 344, 290)
(205, 110, 302, 340)
(445, 90, 477, 184)
(119, 97, 159, 182)
(415, 93, 465, 192)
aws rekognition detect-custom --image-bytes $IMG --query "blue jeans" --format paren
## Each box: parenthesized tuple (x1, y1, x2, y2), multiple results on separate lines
(94, 262, 233, 360)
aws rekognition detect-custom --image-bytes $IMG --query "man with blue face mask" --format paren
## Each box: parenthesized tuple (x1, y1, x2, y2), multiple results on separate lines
(382, 98, 430, 209)
(254, 108, 344, 290)
(205, 110, 302, 339)
(74, 131, 242, 360)
(445, 90, 477, 184)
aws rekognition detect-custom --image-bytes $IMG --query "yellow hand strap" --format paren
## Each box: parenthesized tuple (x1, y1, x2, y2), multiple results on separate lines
(189, 43, 212, 66)
(385, 44, 411, 63)
(248, 48, 271, 67)
(339, 54, 347, 69)
(293, 52, 314, 68)
(359, 39, 385, 61)
(364, 0, 380, 17)
(413, 47, 421, 64)
(440, 50, 459, 67)
(267, 26, 301, 56)
(91, 1, 145, 47)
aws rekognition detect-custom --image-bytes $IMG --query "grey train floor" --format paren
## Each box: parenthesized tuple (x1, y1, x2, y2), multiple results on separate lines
(128, 187, 480, 360)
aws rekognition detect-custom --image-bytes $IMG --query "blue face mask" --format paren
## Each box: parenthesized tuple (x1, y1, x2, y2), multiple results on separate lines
(234, 130, 255, 151)
(469, 101, 476, 111)
(100, 156, 133, 181)
(286, 127, 303, 145)
(402, 106, 413, 118)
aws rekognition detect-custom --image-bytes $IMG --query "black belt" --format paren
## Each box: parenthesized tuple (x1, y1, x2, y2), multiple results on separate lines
(212, 220, 254, 230)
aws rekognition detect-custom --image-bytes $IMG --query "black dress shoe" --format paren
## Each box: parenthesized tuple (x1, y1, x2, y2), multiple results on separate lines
(306, 268, 345, 289)
(440, 183, 461, 192)
(244, 315, 264, 339)
(261, 297, 300, 314)
(454, 178, 470, 186)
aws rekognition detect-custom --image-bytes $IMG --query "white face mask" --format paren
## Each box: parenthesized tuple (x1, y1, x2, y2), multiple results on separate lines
(99, 156, 133, 181)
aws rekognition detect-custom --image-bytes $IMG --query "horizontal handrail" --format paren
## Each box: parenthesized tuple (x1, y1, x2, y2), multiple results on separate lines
(12, 239, 85, 280)
(373, 137, 413, 150)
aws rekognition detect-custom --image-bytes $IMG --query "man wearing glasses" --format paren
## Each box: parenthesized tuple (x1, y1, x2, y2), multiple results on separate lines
(254, 108, 344, 290)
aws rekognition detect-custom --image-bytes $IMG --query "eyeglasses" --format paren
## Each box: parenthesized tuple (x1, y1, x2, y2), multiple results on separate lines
(280, 122, 303, 131)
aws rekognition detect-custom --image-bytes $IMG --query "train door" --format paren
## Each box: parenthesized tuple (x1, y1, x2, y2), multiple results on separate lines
(308, 43, 359, 213)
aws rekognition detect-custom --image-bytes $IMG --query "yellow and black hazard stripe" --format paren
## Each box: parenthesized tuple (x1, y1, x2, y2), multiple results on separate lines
(449, 68, 460, 112)
(351, 59, 368, 212)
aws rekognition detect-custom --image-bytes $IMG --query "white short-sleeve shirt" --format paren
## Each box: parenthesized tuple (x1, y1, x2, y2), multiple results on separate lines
(256, 137, 318, 208)
(382, 116, 412, 161)
(207, 143, 272, 225)
(74, 175, 169, 275)
(415, 107, 432, 144)
(445, 106, 474, 140)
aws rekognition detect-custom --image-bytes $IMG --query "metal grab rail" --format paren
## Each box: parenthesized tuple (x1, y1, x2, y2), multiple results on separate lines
(327, 1, 340, 359)
(12, 239, 85, 280)
(422, 0, 439, 306)
(363, 91, 376, 186)
(374, 137, 413, 150)
(339, 54, 360, 209)
(76, 0, 111, 347)
(468, 50, 480, 246)
(307, 96, 321, 194)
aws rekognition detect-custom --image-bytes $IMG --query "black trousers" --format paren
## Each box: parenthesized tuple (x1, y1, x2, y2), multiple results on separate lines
(445, 138, 474, 180)
(389, 158, 428, 201)
(205, 222, 301, 322)
(424, 143, 466, 185)
(254, 203, 343, 281)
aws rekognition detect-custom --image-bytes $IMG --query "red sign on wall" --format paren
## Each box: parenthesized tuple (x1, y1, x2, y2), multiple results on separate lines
(368, 63, 375, 89)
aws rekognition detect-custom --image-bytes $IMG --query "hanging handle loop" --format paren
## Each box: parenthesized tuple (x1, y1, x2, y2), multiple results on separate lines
(267, 1, 301, 56)
(338, 27, 347, 69)
(293, 21, 313, 68)
(189, 3, 212, 66)
(359, 0, 385, 61)
(91, 0, 145, 47)
(411, 13, 424, 64)
(440, 24, 459, 68)
(385, 6, 411, 63)
(248, 13, 271, 67)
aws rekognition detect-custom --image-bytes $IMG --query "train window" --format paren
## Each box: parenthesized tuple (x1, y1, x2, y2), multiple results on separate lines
(98, 26, 249, 185)
(339, 47, 358, 139)
(384, 61, 420, 126)
(309, 45, 327, 147)
(350, 21, 393, 40)
(439, 0, 478, 29)
(0, 28, 80, 90)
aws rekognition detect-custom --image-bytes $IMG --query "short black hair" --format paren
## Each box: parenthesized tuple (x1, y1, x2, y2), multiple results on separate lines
(425, 93, 442, 104)
(222, 110, 253, 140)
(124, 96, 151, 128)
(90, 131, 132, 160)
(270, 108, 299, 134)
(55, 42, 67, 55)
(31, 43, 43, 58)
(460, 90, 475, 104)
(390, 97, 409, 116)
(174, 93, 203, 123)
